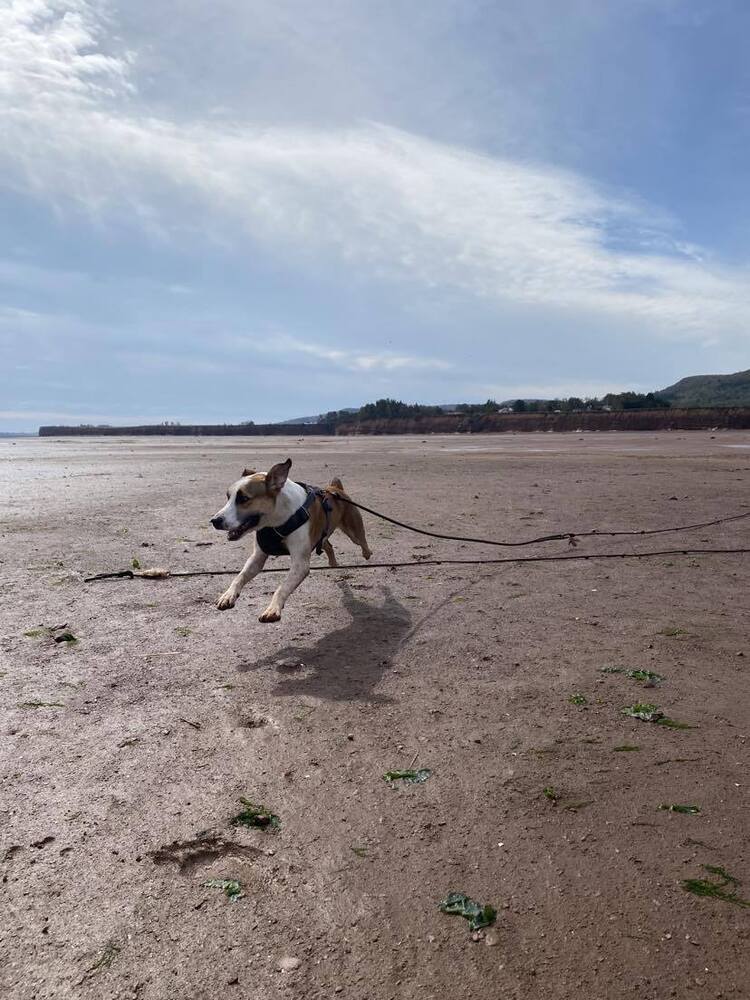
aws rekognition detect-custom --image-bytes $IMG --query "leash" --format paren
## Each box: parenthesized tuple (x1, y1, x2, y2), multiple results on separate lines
(84, 547, 750, 582)
(327, 493, 750, 548)
(82, 496, 749, 583)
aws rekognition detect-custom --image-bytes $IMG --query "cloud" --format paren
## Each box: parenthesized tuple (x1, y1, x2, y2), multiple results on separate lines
(253, 336, 452, 373)
(0, 0, 131, 106)
(1, 0, 749, 351)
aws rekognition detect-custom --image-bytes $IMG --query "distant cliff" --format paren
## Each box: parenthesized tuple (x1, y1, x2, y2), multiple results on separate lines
(336, 407, 750, 434)
(39, 408, 750, 437)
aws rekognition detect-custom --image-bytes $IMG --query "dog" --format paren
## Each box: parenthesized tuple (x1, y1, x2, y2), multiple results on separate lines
(210, 458, 372, 622)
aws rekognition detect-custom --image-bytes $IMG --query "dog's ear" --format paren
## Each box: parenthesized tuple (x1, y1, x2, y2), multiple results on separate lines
(265, 458, 292, 495)
(242, 468, 256, 477)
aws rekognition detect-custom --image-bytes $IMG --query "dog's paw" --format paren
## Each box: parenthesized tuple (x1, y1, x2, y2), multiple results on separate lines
(217, 590, 238, 610)
(259, 606, 281, 623)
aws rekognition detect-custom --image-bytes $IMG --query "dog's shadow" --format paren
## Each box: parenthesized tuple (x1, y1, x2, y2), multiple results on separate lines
(240, 580, 411, 702)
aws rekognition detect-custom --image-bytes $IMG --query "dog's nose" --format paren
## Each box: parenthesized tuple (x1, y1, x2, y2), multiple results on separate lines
(210, 515, 224, 530)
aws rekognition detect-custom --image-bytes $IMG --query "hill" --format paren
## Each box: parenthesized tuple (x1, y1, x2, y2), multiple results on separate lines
(276, 408, 358, 425)
(659, 369, 750, 407)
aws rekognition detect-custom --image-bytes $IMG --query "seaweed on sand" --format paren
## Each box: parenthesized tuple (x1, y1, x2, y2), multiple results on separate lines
(439, 892, 497, 931)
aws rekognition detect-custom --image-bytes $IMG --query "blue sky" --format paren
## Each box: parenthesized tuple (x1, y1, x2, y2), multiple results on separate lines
(1, 0, 749, 430)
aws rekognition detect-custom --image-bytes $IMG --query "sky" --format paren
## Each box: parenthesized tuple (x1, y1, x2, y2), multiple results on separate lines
(1, 0, 749, 431)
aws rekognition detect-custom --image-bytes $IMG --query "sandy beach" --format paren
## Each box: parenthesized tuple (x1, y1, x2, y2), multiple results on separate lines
(1, 431, 749, 1000)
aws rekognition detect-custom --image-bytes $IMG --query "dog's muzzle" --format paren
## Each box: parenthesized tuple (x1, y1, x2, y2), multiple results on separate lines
(211, 513, 261, 541)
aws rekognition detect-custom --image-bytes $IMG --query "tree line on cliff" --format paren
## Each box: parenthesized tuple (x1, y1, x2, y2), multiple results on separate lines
(320, 391, 670, 427)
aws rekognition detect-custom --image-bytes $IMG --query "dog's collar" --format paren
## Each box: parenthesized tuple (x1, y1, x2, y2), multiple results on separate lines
(256, 483, 320, 556)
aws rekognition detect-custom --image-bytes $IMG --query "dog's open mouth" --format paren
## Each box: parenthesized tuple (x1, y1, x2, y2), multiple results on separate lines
(227, 514, 261, 541)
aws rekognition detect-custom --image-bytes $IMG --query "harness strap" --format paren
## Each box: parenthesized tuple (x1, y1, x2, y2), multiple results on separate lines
(256, 483, 331, 557)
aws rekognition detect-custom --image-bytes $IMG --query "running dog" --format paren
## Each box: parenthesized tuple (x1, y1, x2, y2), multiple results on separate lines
(210, 458, 372, 622)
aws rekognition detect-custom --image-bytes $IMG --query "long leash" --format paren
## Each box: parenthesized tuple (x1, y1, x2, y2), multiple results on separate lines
(327, 493, 750, 548)
(84, 546, 750, 582)
(83, 495, 749, 583)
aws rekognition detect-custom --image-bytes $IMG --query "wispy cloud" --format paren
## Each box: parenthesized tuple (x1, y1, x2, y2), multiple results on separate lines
(1, 0, 749, 352)
(113, 337, 452, 379)
(258, 336, 452, 373)
(0, 0, 132, 105)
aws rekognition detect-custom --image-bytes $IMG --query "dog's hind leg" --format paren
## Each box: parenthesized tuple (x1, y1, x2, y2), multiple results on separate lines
(340, 504, 372, 560)
(322, 539, 338, 568)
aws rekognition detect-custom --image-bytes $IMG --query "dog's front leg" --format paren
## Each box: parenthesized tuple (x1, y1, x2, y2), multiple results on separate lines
(259, 553, 310, 623)
(217, 546, 267, 610)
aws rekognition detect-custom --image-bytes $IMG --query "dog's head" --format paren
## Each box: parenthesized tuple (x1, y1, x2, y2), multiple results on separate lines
(210, 458, 291, 541)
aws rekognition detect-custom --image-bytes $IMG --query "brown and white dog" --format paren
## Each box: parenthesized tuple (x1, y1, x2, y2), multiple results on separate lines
(210, 458, 372, 622)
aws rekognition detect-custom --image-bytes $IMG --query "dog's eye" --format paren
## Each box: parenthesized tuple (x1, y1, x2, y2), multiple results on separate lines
(235, 491, 247, 504)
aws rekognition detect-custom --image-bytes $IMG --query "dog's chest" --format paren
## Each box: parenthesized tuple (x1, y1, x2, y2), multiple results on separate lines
(256, 526, 293, 556)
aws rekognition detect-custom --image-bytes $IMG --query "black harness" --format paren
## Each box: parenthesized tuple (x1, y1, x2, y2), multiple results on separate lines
(256, 482, 333, 557)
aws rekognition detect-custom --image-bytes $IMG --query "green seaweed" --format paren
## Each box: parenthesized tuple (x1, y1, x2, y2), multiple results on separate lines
(439, 892, 497, 931)
(628, 669, 663, 685)
(660, 627, 686, 637)
(569, 693, 587, 706)
(24, 624, 77, 643)
(230, 797, 280, 831)
(623, 705, 694, 728)
(351, 845, 368, 858)
(543, 786, 559, 803)
(601, 666, 664, 686)
(23, 627, 50, 639)
(131, 557, 141, 569)
(622, 703, 663, 722)
(655, 717, 696, 730)
(682, 865, 750, 907)
(175, 626, 192, 637)
(383, 768, 431, 785)
(613, 745, 641, 752)
(87, 941, 120, 974)
(204, 878, 244, 902)
(659, 804, 701, 814)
